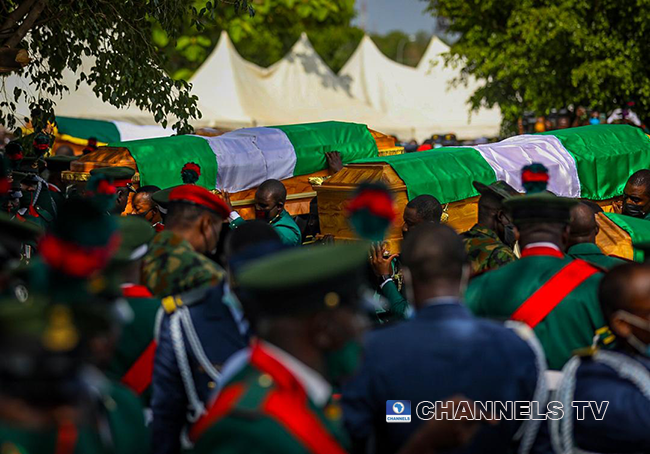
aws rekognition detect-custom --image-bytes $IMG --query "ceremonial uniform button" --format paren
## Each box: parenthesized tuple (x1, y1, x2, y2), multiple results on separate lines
(258, 373, 273, 388)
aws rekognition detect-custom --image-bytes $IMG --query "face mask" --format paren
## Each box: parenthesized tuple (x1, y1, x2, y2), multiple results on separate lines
(503, 223, 517, 248)
(255, 208, 272, 221)
(616, 310, 650, 357)
(622, 202, 647, 218)
(589, 117, 600, 125)
(324, 339, 363, 384)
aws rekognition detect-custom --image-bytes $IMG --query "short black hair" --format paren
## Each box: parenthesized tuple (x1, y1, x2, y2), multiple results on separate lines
(402, 223, 467, 282)
(627, 169, 650, 195)
(257, 179, 287, 203)
(406, 195, 443, 223)
(165, 202, 216, 229)
(137, 185, 161, 195)
(226, 220, 280, 259)
(598, 263, 643, 322)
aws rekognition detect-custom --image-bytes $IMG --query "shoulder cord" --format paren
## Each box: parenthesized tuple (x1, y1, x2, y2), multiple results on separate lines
(552, 351, 650, 454)
(33, 176, 57, 216)
(170, 312, 205, 423)
(505, 321, 548, 454)
(178, 306, 222, 383)
(154, 307, 164, 343)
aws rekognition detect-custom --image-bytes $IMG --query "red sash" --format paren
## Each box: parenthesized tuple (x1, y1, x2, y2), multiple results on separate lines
(511, 257, 599, 328)
(54, 421, 77, 454)
(120, 284, 156, 394)
(191, 343, 347, 454)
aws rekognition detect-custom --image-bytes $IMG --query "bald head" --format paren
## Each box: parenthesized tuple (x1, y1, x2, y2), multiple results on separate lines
(568, 202, 599, 247)
(402, 223, 467, 305)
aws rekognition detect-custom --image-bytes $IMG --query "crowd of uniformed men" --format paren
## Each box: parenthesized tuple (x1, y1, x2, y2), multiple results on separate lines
(0, 137, 649, 454)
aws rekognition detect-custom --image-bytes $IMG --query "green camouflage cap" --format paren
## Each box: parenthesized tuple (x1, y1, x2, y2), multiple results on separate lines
(112, 215, 156, 262)
(238, 242, 371, 318)
(473, 180, 519, 200)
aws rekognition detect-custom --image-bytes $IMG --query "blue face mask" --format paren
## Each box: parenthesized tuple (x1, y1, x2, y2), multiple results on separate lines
(589, 117, 600, 125)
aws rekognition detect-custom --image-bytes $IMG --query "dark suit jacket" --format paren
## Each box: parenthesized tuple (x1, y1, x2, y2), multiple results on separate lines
(342, 301, 541, 454)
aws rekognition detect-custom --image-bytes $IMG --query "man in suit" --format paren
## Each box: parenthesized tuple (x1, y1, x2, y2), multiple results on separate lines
(342, 223, 545, 454)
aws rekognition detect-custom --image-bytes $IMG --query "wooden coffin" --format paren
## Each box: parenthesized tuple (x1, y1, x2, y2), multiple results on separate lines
(316, 161, 622, 256)
(61, 128, 404, 218)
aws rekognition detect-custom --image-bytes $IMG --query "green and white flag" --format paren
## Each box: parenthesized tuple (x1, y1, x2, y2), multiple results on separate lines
(357, 124, 650, 203)
(109, 121, 379, 191)
(56, 116, 174, 144)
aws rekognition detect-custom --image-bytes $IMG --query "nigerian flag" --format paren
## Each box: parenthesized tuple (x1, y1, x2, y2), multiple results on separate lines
(356, 124, 650, 203)
(56, 116, 174, 145)
(109, 121, 379, 192)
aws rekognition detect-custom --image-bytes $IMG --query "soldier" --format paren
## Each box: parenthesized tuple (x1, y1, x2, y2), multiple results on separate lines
(151, 220, 283, 454)
(567, 201, 625, 269)
(370, 193, 443, 322)
(620, 169, 650, 219)
(44, 155, 78, 193)
(141, 184, 229, 297)
(13, 170, 56, 228)
(343, 223, 545, 454)
(462, 180, 518, 276)
(0, 213, 42, 300)
(551, 263, 650, 452)
(466, 164, 608, 370)
(89, 166, 136, 215)
(104, 215, 160, 404)
(228, 179, 301, 246)
(188, 242, 371, 453)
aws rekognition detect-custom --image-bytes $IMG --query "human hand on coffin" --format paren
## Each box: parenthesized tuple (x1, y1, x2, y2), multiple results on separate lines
(369, 242, 398, 277)
(612, 197, 623, 214)
(326, 151, 344, 174)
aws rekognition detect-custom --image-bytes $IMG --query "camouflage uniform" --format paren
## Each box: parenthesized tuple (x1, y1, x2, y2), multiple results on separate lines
(462, 224, 517, 276)
(142, 230, 224, 297)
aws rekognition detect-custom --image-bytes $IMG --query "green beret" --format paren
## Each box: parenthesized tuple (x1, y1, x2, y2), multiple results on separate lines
(112, 215, 156, 262)
(151, 186, 179, 211)
(473, 180, 519, 200)
(90, 166, 135, 187)
(45, 156, 78, 173)
(238, 242, 370, 318)
(503, 192, 576, 225)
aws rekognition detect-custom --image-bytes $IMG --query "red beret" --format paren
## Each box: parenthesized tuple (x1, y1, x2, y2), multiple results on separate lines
(168, 185, 231, 218)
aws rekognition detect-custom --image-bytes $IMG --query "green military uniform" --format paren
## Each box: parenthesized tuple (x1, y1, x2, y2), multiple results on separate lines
(231, 210, 301, 246)
(142, 230, 224, 297)
(189, 243, 371, 453)
(466, 165, 607, 370)
(567, 243, 625, 270)
(466, 252, 606, 370)
(462, 224, 517, 275)
(375, 260, 409, 323)
(105, 216, 159, 403)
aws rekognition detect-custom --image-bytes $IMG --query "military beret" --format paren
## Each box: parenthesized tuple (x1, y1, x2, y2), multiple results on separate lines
(473, 180, 519, 200)
(90, 166, 135, 187)
(168, 184, 230, 218)
(504, 191, 576, 225)
(237, 242, 370, 318)
(45, 155, 78, 173)
(151, 186, 177, 211)
(112, 215, 156, 262)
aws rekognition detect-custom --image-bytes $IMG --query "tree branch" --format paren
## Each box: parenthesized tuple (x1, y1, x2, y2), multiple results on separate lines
(1, 0, 37, 35)
(4, 0, 46, 48)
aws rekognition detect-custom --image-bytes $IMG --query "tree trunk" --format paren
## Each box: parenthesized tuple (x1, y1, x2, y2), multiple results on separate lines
(3, 0, 47, 49)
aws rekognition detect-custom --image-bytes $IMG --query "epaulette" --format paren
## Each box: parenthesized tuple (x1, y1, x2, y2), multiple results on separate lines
(161, 286, 211, 314)
(572, 346, 598, 358)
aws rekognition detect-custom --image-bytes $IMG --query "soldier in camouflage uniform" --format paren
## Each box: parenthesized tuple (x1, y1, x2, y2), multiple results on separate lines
(463, 180, 518, 276)
(142, 185, 230, 297)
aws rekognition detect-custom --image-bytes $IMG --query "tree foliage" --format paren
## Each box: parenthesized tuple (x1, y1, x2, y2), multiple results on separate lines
(154, 0, 359, 77)
(371, 30, 431, 67)
(0, 0, 254, 133)
(427, 0, 650, 126)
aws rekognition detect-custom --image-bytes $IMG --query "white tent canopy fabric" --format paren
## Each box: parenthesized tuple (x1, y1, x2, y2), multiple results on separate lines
(191, 32, 392, 130)
(340, 35, 502, 141)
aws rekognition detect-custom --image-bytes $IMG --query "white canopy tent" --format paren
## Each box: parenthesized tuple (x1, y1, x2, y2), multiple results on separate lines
(340, 35, 502, 141)
(191, 32, 393, 130)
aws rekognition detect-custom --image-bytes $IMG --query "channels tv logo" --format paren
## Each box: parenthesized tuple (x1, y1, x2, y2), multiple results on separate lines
(386, 400, 411, 423)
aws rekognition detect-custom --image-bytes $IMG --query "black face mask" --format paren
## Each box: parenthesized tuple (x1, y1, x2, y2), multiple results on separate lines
(502, 223, 517, 248)
(623, 202, 647, 218)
